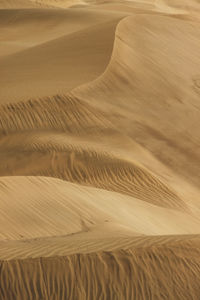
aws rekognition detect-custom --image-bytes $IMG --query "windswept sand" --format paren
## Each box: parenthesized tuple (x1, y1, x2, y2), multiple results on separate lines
(1, 0, 200, 299)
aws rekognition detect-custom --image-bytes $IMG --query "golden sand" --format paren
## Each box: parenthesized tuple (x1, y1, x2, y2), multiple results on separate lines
(0, 0, 200, 299)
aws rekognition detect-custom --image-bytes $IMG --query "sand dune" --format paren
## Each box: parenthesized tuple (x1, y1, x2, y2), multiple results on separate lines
(73, 13, 200, 187)
(1, 0, 200, 299)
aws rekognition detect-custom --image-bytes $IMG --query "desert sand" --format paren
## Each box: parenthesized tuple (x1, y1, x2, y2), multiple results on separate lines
(1, 0, 200, 299)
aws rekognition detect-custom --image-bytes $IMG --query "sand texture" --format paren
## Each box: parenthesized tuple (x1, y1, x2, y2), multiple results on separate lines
(1, 0, 200, 299)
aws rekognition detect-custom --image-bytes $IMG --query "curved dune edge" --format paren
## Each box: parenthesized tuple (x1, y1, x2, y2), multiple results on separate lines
(71, 13, 200, 189)
(1, 1, 200, 299)
(0, 10, 125, 102)
(0, 8, 125, 58)
(1, 1, 194, 102)
(0, 95, 186, 210)
(71, 10, 198, 97)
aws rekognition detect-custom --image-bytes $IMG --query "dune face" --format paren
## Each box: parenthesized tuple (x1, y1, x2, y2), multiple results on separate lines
(1, 0, 200, 299)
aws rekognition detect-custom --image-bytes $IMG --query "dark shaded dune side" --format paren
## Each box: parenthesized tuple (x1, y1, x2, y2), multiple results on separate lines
(0, 17, 123, 102)
(0, 95, 113, 134)
(0, 8, 125, 57)
(1, 237, 200, 300)
(0, 146, 184, 210)
(0, 146, 183, 209)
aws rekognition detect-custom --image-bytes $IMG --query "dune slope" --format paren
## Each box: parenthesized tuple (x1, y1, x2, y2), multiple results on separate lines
(1, 0, 200, 299)
(2, 239, 200, 300)
(73, 13, 200, 190)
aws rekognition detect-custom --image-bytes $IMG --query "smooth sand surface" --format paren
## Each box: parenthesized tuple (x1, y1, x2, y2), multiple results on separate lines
(1, 0, 200, 299)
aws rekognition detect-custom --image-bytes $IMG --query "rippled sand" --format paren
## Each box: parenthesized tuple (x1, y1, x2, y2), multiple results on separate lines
(1, 0, 200, 299)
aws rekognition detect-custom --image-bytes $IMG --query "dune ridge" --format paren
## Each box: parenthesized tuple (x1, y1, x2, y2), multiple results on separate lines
(72, 13, 200, 187)
(1, 0, 200, 299)
(1, 238, 200, 299)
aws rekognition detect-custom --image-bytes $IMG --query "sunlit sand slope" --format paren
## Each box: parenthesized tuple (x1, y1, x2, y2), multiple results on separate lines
(1, 0, 200, 299)
(1, 176, 199, 242)
(73, 13, 200, 189)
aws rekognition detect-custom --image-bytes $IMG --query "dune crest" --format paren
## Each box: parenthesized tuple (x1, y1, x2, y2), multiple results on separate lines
(1, 0, 200, 299)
